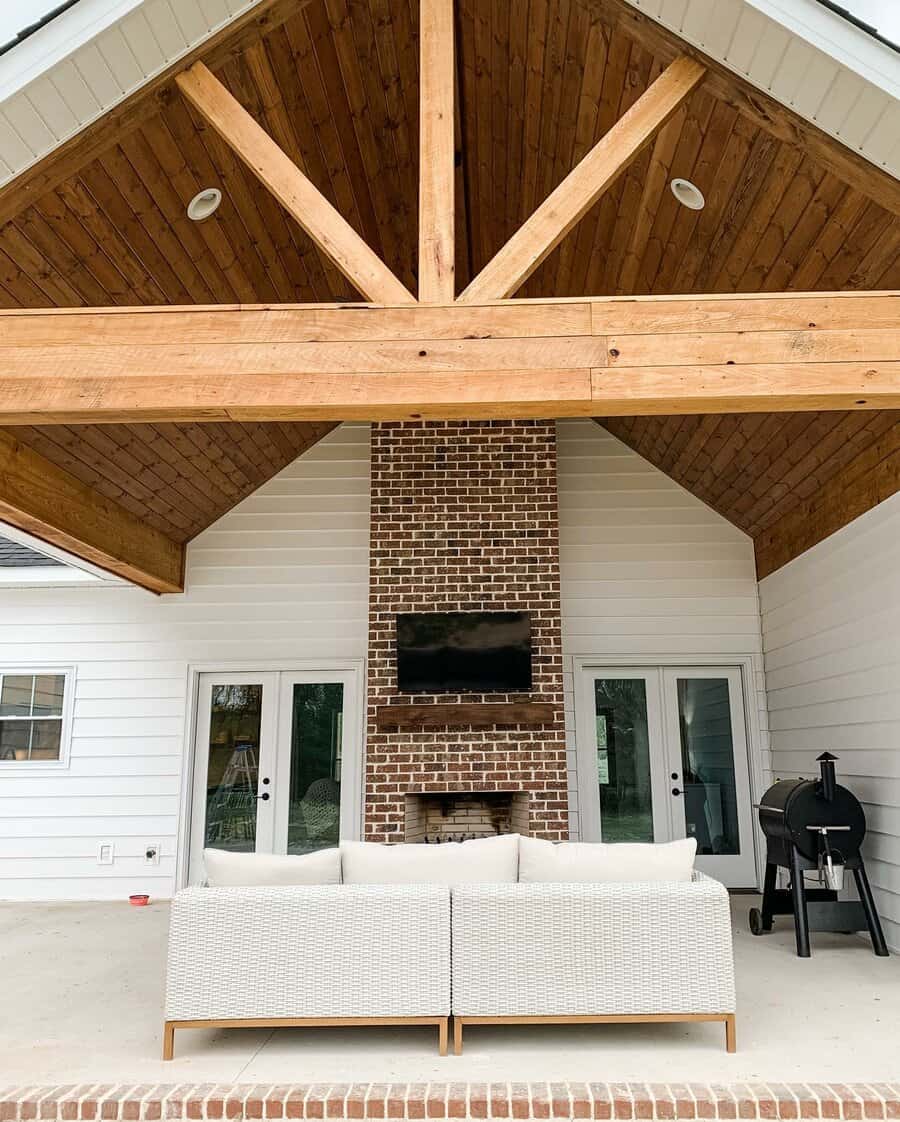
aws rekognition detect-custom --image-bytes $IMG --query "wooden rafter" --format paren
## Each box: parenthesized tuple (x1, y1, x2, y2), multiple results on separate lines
(418, 0, 456, 302)
(0, 429, 183, 594)
(458, 56, 706, 303)
(175, 62, 416, 306)
(1, 293, 897, 423)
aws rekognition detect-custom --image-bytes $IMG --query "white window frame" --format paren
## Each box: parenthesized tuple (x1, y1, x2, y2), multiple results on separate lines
(0, 666, 75, 770)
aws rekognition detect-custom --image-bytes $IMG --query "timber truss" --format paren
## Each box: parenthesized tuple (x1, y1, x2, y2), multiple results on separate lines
(0, 0, 898, 593)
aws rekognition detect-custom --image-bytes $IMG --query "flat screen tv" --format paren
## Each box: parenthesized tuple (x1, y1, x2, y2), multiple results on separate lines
(396, 611, 532, 693)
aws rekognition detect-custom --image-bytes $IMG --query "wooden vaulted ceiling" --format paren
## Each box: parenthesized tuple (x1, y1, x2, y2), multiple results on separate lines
(0, 0, 898, 571)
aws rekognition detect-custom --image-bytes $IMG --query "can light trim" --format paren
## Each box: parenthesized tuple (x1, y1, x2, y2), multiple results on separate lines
(187, 187, 222, 221)
(670, 178, 705, 210)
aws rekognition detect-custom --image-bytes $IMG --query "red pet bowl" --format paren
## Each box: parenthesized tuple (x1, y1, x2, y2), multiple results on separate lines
(129, 893, 150, 907)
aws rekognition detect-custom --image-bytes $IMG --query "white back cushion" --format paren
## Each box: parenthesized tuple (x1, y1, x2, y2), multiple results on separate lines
(341, 834, 519, 885)
(518, 836, 697, 883)
(204, 847, 341, 887)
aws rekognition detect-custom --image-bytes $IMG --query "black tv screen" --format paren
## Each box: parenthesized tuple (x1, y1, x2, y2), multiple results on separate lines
(396, 611, 532, 693)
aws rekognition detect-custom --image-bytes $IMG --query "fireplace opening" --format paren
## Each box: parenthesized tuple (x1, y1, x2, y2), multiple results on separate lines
(404, 790, 530, 843)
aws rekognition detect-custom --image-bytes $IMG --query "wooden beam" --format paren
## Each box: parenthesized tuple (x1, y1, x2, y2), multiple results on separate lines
(458, 56, 706, 303)
(0, 293, 897, 422)
(418, 0, 455, 302)
(595, 0, 900, 220)
(174, 62, 416, 306)
(0, 429, 184, 594)
(0, 0, 314, 230)
(754, 420, 900, 578)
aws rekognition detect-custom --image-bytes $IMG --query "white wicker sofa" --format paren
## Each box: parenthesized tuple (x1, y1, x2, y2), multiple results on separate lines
(451, 872, 736, 1054)
(163, 838, 736, 1057)
(163, 882, 451, 1059)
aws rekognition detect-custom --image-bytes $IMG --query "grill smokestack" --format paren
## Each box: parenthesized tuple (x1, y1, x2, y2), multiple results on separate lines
(818, 751, 838, 802)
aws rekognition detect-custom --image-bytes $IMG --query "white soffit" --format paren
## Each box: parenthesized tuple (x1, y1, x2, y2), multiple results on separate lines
(623, 0, 900, 178)
(0, 0, 265, 187)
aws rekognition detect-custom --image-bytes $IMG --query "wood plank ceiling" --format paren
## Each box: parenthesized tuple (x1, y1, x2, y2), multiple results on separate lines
(0, 0, 898, 561)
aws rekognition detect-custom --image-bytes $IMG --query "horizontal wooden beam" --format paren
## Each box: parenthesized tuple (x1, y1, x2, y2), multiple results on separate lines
(0, 292, 897, 423)
(175, 62, 416, 306)
(0, 429, 184, 593)
(459, 56, 706, 303)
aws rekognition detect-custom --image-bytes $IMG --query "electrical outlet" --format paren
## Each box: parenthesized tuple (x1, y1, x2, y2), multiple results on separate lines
(144, 842, 160, 866)
(97, 842, 114, 866)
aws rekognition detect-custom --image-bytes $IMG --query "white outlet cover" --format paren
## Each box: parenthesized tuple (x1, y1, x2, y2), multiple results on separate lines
(144, 842, 160, 866)
(98, 842, 114, 865)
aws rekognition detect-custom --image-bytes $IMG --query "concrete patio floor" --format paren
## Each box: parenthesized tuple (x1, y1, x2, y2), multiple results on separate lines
(1, 896, 897, 1086)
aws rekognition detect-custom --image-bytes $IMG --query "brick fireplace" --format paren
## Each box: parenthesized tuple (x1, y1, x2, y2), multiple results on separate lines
(365, 419, 568, 841)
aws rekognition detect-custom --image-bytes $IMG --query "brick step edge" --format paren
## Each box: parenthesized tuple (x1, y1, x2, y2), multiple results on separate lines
(1, 1084, 899, 1121)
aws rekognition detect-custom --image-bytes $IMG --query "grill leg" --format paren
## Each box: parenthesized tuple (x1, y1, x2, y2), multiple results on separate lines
(760, 861, 777, 931)
(789, 846, 811, 957)
(853, 864, 889, 957)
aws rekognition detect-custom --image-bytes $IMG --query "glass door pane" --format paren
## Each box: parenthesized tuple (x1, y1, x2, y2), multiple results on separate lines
(593, 678, 655, 842)
(203, 683, 264, 852)
(674, 677, 740, 855)
(285, 682, 344, 853)
(189, 673, 278, 884)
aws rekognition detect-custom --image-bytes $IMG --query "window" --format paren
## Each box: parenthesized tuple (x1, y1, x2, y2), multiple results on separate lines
(0, 671, 70, 763)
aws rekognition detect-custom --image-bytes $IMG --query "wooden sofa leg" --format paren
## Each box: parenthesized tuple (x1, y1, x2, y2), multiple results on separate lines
(438, 1017, 449, 1056)
(163, 1021, 175, 1061)
(725, 1014, 736, 1053)
(453, 1017, 463, 1056)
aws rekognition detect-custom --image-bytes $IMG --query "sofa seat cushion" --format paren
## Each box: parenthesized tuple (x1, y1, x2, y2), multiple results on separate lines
(518, 836, 697, 883)
(341, 833, 519, 885)
(203, 847, 341, 887)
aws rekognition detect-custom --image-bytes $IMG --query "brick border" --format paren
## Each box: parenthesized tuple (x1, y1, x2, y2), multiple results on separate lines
(1, 1084, 898, 1121)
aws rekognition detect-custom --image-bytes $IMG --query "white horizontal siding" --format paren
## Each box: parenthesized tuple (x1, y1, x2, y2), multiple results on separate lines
(556, 420, 767, 843)
(760, 491, 900, 951)
(0, 423, 369, 901)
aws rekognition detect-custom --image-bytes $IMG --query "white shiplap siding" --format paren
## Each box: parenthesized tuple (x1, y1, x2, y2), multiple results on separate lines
(759, 491, 900, 952)
(0, 424, 369, 900)
(556, 419, 768, 840)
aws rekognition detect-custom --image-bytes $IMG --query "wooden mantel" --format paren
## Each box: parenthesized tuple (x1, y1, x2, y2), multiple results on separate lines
(0, 292, 897, 424)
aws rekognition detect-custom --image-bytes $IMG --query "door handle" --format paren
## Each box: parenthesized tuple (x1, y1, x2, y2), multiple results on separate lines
(257, 792, 270, 801)
(671, 787, 682, 797)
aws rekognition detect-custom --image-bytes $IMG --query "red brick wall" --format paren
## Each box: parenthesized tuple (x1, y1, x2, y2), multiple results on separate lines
(365, 419, 568, 841)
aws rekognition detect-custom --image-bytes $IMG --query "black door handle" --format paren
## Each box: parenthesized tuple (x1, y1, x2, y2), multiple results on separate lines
(672, 787, 682, 796)
(257, 792, 270, 801)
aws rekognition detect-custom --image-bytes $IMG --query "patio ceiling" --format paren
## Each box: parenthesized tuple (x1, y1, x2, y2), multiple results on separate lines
(0, 0, 897, 588)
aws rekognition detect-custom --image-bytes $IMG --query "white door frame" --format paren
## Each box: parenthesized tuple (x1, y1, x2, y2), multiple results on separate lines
(176, 658, 365, 891)
(572, 652, 766, 889)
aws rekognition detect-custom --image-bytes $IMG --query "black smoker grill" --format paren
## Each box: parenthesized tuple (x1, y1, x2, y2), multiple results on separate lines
(752, 752, 888, 958)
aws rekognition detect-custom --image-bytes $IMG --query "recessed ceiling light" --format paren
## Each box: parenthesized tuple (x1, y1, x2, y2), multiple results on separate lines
(670, 178, 705, 210)
(187, 187, 222, 221)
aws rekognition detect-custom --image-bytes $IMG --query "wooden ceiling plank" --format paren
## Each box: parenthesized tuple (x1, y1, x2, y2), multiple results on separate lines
(597, 46, 658, 296)
(460, 54, 705, 302)
(754, 420, 900, 578)
(175, 60, 415, 304)
(595, 0, 900, 219)
(650, 98, 738, 294)
(707, 142, 805, 293)
(418, 0, 455, 301)
(11, 206, 108, 306)
(553, 16, 608, 297)
(503, 0, 528, 261)
(0, 427, 183, 593)
(170, 422, 256, 493)
(79, 162, 194, 304)
(138, 115, 259, 301)
(142, 423, 249, 506)
(0, 226, 82, 307)
(614, 105, 685, 297)
(817, 202, 894, 290)
(490, 0, 513, 268)
(735, 158, 827, 292)
(635, 87, 716, 295)
(761, 174, 848, 292)
(689, 125, 779, 294)
(518, 0, 550, 234)
(847, 220, 900, 290)
(787, 187, 868, 292)
(97, 145, 218, 304)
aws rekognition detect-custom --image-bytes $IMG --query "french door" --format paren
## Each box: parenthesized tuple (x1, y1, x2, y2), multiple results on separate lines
(575, 665, 757, 887)
(188, 668, 361, 884)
